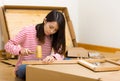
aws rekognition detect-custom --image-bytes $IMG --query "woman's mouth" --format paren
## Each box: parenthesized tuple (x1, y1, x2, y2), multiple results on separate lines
(46, 31, 50, 35)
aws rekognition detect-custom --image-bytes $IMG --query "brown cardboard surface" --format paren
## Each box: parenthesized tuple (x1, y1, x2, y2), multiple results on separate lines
(0, 5, 77, 59)
(0, 5, 76, 47)
(26, 64, 120, 81)
(22, 60, 77, 65)
(26, 64, 99, 81)
(78, 59, 120, 72)
(67, 47, 89, 57)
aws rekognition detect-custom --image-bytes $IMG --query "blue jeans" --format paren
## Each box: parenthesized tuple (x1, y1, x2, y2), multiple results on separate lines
(64, 57, 71, 60)
(16, 64, 26, 80)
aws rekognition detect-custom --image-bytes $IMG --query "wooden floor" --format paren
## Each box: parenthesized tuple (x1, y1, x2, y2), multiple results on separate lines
(0, 59, 24, 81)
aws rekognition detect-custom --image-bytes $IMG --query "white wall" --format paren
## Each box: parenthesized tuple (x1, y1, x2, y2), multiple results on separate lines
(1, 0, 120, 49)
(78, 0, 120, 48)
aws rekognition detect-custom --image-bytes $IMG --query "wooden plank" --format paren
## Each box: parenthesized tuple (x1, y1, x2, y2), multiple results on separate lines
(1, 59, 17, 66)
(22, 60, 78, 65)
(78, 59, 120, 72)
(94, 66, 120, 72)
(84, 59, 106, 63)
(63, 8, 77, 47)
(4, 5, 66, 10)
(106, 58, 120, 65)
(0, 6, 9, 44)
(78, 60, 97, 70)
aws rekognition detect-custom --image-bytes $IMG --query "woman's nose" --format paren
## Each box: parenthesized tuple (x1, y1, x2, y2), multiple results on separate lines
(50, 30, 53, 33)
(50, 30, 54, 33)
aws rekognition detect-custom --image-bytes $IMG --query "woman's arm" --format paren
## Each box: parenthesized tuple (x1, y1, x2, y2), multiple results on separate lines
(51, 53, 64, 60)
(42, 52, 64, 64)
(4, 27, 26, 55)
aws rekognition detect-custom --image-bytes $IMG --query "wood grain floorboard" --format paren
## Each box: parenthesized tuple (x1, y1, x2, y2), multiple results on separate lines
(0, 61, 24, 81)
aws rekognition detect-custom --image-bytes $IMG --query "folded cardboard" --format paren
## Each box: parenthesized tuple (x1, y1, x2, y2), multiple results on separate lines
(22, 60, 77, 65)
(26, 63, 120, 81)
(0, 5, 77, 59)
(67, 47, 89, 58)
(78, 59, 120, 72)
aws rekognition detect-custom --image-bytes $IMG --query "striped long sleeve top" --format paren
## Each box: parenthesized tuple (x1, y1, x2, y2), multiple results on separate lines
(4, 25, 64, 71)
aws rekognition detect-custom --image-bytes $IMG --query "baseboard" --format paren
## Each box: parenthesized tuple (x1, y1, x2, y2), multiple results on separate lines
(78, 43, 120, 53)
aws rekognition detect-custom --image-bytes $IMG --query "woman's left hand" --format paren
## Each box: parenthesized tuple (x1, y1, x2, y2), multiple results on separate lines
(42, 55, 56, 64)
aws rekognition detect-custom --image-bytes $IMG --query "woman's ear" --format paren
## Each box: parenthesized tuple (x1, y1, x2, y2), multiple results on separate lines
(44, 18, 47, 24)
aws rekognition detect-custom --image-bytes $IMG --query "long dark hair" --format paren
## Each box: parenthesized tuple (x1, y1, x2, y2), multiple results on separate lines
(36, 10, 66, 55)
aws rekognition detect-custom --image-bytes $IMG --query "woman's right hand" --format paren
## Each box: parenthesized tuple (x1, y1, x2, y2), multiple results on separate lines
(19, 48, 33, 56)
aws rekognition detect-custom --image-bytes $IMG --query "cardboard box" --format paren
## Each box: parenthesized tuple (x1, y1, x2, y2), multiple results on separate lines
(67, 47, 89, 58)
(0, 5, 77, 58)
(26, 63, 120, 81)
(0, 5, 77, 46)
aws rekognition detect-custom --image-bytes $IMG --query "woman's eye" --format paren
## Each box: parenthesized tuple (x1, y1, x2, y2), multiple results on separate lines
(49, 26, 54, 29)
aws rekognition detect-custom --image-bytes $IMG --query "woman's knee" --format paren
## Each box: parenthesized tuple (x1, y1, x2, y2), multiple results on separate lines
(16, 64, 26, 80)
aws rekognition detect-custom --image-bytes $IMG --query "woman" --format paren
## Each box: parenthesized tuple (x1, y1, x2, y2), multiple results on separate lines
(4, 10, 66, 80)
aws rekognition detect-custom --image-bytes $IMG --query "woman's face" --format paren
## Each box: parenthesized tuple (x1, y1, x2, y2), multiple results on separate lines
(44, 21, 59, 36)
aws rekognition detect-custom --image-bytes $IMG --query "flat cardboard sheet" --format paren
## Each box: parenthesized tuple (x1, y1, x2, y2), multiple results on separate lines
(4, 9, 73, 49)
(26, 64, 120, 81)
(78, 59, 120, 72)
(67, 47, 89, 57)
(22, 60, 77, 65)
(0, 5, 77, 58)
